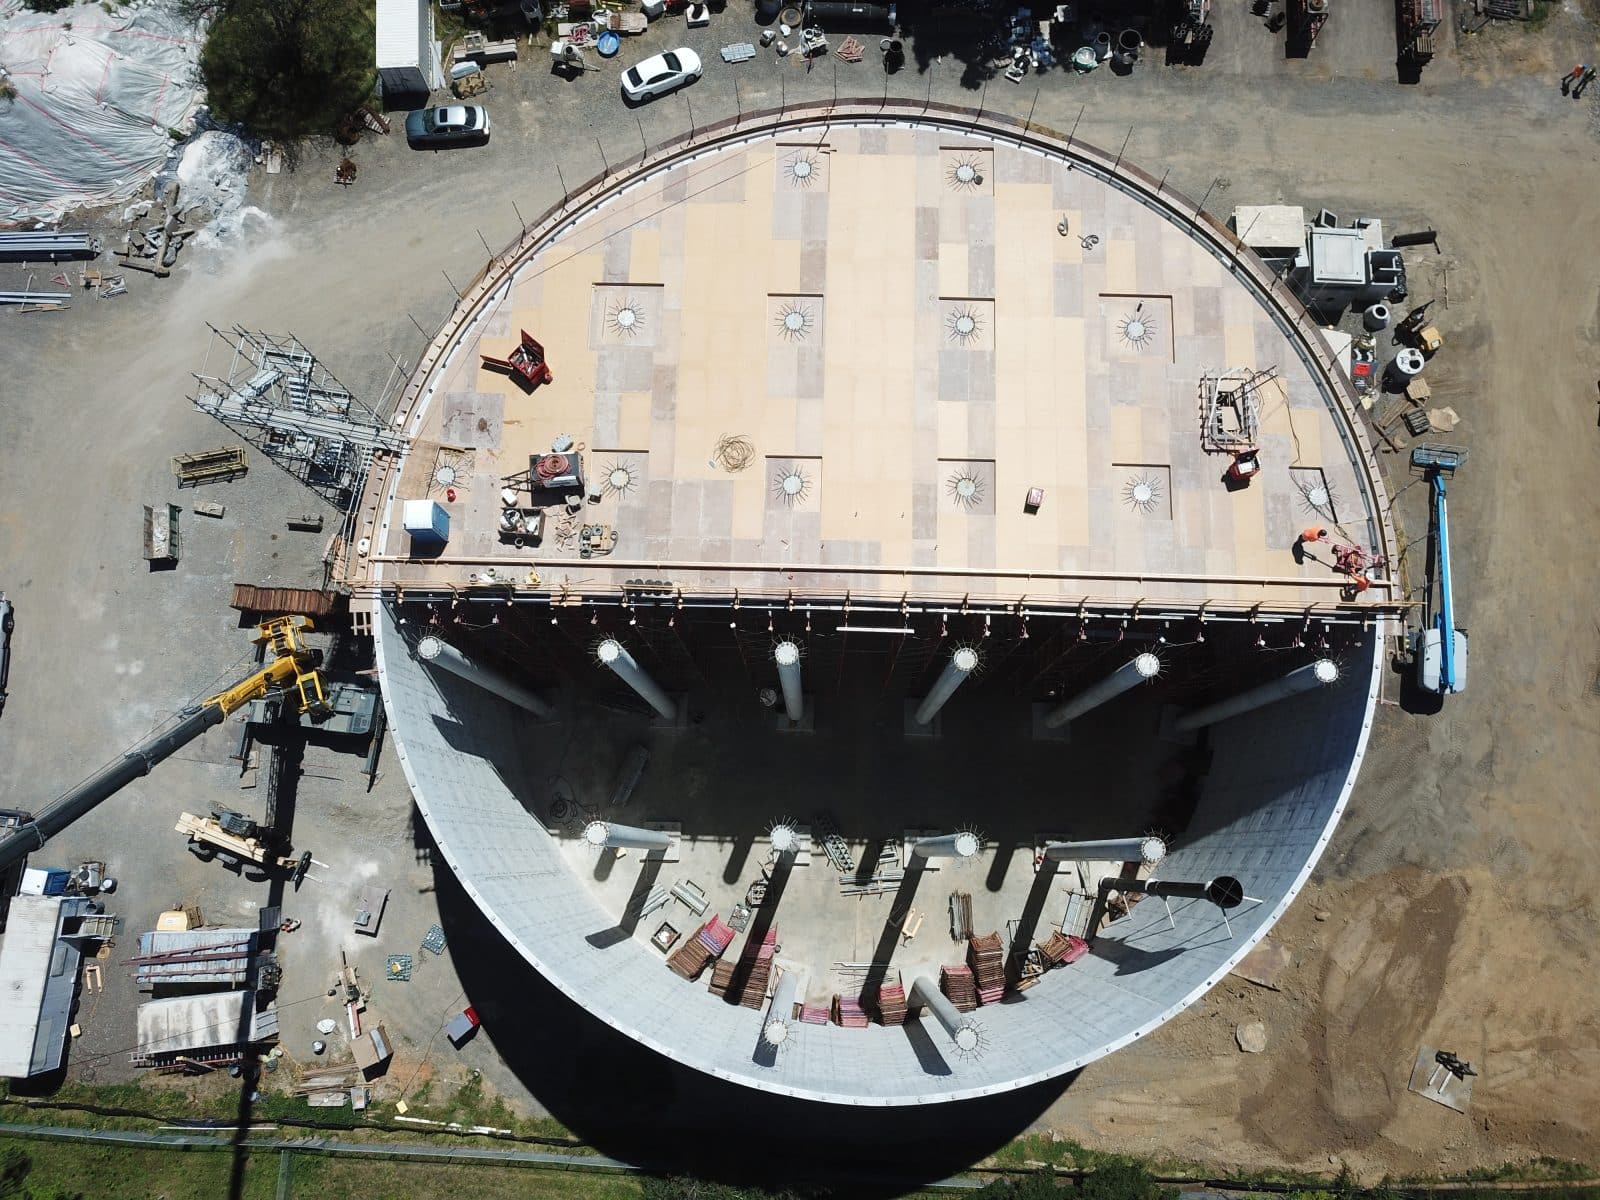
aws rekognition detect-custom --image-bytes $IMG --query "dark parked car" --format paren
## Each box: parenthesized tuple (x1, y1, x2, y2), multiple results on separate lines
(405, 105, 491, 147)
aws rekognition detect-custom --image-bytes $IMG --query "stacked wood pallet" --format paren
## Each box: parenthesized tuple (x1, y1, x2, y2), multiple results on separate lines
(940, 964, 978, 1012)
(833, 996, 870, 1028)
(666, 915, 736, 980)
(799, 1003, 831, 1025)
(872, 979, 908, 1026)
(708, 927, 778, 1009)
(1039, 931, 1090, 967)
(967, 931, 1007, 1004)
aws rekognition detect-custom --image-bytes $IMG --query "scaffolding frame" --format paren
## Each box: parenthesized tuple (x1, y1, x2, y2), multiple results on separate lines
(189, 326, 409, 507)
(1199, 367, 1277, 453)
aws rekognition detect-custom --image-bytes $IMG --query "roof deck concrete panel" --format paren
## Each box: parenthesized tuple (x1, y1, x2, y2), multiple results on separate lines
(361, 119, 1387, 615)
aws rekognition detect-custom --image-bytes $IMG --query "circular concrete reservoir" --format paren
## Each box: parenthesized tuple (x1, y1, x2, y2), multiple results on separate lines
(362, 105, 1394, 1106)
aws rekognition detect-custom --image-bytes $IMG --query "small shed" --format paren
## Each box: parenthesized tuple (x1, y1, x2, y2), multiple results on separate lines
(376, 0, 445, 99)
(133, 990, 276, 1068)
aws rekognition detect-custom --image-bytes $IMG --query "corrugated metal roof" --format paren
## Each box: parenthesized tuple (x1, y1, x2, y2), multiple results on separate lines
(136, 991, 251, 1058)
(375, 0, 424, 70)
(135, 927, 257, 986)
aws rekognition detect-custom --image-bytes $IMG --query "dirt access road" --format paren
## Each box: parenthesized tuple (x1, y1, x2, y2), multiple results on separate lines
(1, 0, 1598, 1182)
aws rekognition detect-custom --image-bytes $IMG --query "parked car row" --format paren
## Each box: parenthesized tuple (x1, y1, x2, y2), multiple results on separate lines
(404, 46, 702, 149)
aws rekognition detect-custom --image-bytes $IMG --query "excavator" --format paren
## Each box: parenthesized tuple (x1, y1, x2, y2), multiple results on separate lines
(0, 616, 330, 878)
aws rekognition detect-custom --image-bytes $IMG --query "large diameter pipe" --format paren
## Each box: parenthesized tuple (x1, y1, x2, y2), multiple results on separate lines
(769, 823, 801, 858)
(1043, 652, 1160, 730)
(762, 969, 803, 1047)
(1173, 659, 1339, 733)
(774, 641, 803, 723)
(913, 647, 979, 726)
(1045, 836, 1166, 867)
(912, 831, 980, 861)
(0, 703, 224, 875)
(416, 635, 551, 717)
(1103, 875, 1246, 909)
(583, 820, 673, 852)
(597, 638, 675, 720)
(911, 975, 981, 1053)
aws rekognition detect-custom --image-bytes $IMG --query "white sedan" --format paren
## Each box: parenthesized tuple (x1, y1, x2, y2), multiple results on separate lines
(620, 47, 703, 103)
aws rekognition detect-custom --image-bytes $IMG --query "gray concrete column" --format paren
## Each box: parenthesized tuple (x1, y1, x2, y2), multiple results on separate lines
(912, 831, 980, 861)
(762, 968, 803, 1048)
(597, 638, 675, 720)
(415, 635, 551, 717)
(1045, 836, 1166, 867)
(769, 822, 801, 859)
(1043, 652, 1160, 730)
(913, 647, 979, 726)
(1174, 658, 1339, 733)
(911, 974, 982, 1054)
(773, 641, 804, 723)
(582, 820, 673, 852)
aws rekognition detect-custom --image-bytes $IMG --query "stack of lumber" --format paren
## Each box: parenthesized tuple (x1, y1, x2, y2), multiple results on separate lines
(940, 964, 978, 1012)
(967, 931, 1006, 1004)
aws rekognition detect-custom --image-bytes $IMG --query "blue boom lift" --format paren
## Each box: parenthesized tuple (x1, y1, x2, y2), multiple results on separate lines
(1410, 445, 1468, 696)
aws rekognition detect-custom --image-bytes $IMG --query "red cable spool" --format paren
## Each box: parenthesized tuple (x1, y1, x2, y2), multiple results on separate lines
(537, 453, 571, 481)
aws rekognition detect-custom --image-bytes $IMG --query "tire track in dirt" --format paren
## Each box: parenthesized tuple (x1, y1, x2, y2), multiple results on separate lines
(1240, 872, 1468, 1157)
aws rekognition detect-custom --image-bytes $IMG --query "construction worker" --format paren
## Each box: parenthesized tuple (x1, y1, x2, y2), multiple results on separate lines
(1293, 526, 1328, 564)
(1341, 574, 1371, 601)
(1575, 67, 1597, 99)
(1561, 63, 1586, 95)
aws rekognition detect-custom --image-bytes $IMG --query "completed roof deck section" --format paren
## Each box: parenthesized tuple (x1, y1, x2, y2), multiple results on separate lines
(367, 121, 1384, 613)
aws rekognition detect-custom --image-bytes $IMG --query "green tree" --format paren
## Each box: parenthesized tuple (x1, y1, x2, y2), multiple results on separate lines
(199, 0, 375, 142)
(979, 1161, 1179, 1200)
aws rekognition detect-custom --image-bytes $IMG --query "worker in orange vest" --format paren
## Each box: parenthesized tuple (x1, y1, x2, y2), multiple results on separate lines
(1293, 526, 1328, 564)
(1342, 574, 1371, 601)
(1562, 63, 1587, 95)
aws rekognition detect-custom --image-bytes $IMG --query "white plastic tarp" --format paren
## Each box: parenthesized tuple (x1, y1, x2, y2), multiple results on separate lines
(0, 1, 205, 224)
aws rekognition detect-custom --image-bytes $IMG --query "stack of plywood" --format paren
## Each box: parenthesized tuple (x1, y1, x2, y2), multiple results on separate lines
(967, 931, 1006, 1004)
(708, 927, 777, 1009)
(799, 1003, 831, 1025)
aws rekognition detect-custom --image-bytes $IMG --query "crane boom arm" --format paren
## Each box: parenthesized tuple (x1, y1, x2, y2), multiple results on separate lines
(0, 619, 321, 875)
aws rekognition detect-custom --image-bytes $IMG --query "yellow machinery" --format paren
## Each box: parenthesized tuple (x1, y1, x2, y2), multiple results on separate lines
(0, 616, 328, 874)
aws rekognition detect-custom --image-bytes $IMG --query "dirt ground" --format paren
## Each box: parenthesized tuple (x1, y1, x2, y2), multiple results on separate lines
(1, 0, 1598, 1183)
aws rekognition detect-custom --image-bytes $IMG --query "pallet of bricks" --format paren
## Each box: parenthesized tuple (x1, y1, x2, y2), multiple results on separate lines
(967, 931, 1006, 1005)
(709, 927, 778, 1008)
(939, 963, 978, 1012)
(666, 915, 736, 980)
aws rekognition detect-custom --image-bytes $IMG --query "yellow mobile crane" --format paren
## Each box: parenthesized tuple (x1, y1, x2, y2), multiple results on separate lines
(0, 616, 328, 876)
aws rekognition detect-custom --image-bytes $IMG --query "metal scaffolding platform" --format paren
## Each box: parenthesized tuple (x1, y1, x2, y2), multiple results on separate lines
(189, 327, 409, 505)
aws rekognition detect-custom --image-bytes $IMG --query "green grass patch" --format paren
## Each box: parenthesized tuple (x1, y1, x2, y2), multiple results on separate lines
(0, 1136, 277, 1200)
(289, 1155, 642, 1199)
